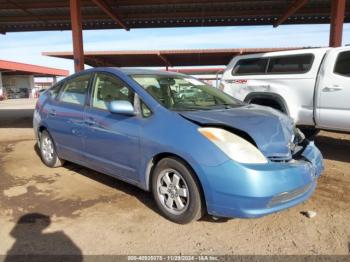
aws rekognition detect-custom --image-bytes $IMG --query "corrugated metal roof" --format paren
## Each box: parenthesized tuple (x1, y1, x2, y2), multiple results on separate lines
(0, 0, 348, 33)
(42, 47, 302, 67)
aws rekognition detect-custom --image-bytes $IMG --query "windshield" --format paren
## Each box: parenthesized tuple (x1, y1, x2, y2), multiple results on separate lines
(131, 74, 243, 111)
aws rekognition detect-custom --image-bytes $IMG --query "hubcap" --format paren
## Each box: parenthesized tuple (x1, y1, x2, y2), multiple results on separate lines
(156, 168, 189, 215)
(41, 136, 54, 162)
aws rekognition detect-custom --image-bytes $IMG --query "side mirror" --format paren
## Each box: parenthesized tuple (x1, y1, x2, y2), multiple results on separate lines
(108, 100, 135, 116)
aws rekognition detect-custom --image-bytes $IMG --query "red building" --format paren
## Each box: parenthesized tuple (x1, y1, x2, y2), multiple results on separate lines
(0, 59, 68, 99)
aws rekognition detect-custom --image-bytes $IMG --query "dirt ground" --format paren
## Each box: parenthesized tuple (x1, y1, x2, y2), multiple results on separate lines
(0, 99, 349, 256)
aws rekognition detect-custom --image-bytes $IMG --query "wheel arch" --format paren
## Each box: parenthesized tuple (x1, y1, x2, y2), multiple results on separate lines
(35, 124, 48, 143)
(38, 125, 48, 133)
(144, 152, 207, 209)
(244, 92, 290, 115)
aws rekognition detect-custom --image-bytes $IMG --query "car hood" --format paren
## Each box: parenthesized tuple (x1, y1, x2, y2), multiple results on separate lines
(180, 104, 295, 160)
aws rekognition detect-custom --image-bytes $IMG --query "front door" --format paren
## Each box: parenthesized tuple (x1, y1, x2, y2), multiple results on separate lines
(84, 72, 140, 182)
(316, 48, 350, 131)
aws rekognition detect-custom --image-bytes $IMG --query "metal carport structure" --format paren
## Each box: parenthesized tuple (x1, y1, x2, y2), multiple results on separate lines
(0, 59, 69, 99)
(42, 48, 299, 69)
(0, 59, 69, 77)
(0, 0, 348, 72)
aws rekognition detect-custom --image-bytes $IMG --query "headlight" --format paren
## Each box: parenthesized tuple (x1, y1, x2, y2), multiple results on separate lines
(198, 127, 268, 164)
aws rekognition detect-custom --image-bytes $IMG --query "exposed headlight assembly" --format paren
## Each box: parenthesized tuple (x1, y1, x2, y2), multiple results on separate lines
(198, 127, 268, 164)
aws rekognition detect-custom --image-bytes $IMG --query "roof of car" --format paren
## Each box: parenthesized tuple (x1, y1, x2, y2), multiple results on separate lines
(117, 68, 186, 76)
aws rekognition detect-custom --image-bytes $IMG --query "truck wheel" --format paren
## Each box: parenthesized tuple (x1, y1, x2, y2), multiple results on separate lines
(300, 128, 320, 140)
(151, 157, 204, 224)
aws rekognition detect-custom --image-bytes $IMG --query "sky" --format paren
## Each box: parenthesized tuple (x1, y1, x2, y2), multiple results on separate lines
(0, 24, 349, 75)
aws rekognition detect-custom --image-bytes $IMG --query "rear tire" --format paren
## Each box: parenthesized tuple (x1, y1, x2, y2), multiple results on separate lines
(151, 157, 204, 224)
(39, 130, 64, 168)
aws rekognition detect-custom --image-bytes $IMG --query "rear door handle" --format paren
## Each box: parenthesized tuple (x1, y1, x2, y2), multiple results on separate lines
(49, 109, 56, 116)
(322, 86, 343, 92)
(85, 118, 96, 126)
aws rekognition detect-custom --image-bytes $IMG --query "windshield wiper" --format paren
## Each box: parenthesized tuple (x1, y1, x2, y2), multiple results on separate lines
(171, 105, 212, 111)
(214, 103, 242, 109)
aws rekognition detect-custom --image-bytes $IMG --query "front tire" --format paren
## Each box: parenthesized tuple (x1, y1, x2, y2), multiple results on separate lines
(151, 157, 204, 224)
(39, 130, 64, 168)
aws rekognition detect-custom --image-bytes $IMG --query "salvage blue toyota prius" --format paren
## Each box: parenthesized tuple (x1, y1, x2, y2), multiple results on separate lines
(33, 68, 324, 224)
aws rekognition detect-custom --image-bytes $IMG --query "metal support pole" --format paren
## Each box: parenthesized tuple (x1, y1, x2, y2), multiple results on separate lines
(70, 0, 85, 72)
(0, 72, 3, 99)
(215, 71, 221, 89)
(329, 0, 346, 47)
(274, 0, 310, 27)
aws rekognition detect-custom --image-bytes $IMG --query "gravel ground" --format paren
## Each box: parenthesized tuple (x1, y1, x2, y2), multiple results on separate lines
(0, 99, 349, 256)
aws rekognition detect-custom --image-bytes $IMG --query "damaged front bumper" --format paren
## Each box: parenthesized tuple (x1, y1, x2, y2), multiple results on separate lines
(203, 141, 324, 218)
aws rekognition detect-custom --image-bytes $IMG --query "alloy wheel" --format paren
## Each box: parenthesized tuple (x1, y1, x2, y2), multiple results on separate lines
(41, 136, 54, 163)
(156, 168, 190, 215)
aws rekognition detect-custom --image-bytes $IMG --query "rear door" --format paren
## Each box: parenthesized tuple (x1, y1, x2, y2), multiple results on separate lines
(316, 48, 350, 131)
(45, 73, 91, 163)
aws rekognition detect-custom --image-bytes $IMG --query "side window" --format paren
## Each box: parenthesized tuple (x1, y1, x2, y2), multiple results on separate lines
(48, 82, 63, 98)
(141, 101, 152, 118)
(267, 54, 313, 74)
(59, 74, 90, 106)
(92, 73, 135, 111)
(232, 58, 268, 75)
(334, 51, 350, 77)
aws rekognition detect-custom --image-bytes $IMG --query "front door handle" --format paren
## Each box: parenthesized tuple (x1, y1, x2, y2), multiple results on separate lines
(322, 86, 343, 92)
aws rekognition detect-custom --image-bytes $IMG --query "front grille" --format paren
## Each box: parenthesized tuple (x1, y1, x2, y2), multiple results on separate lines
(267, 183, 313, 208)
(268, 156, 291, 163)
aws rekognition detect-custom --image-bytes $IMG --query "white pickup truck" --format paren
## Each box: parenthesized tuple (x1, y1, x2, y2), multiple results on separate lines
(220, 47, 350, 137)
